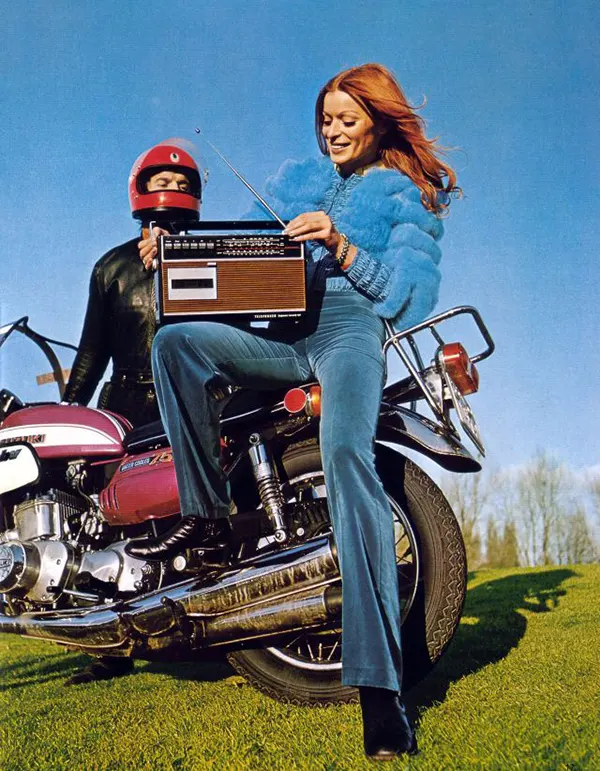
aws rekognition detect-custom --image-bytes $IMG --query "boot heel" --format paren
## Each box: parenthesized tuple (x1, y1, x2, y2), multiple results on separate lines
(359, 686, 418, 759)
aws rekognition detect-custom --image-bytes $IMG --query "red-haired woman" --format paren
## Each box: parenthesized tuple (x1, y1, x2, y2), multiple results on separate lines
(132, 63, 459, 759)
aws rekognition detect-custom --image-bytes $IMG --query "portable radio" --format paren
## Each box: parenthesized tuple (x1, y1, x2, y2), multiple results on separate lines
(155, 221, 306, 324)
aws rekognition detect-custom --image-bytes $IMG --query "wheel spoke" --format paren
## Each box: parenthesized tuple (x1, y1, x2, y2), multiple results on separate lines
(267, 447, 420, 672)
(326, 639, 340, 661)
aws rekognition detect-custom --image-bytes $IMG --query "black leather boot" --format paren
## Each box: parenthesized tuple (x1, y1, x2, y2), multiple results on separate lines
(359, 686, 418, 760)
(124, 516, 231, 562)
(65, 656, 134, 686)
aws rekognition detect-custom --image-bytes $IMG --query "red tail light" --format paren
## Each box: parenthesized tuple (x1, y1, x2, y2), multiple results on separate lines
(441, 343, 479, 395)
(283, 386, 322, 417)
(306, 386, 322, 417)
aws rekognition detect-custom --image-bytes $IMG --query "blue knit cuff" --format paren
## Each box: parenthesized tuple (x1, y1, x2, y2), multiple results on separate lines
(344, 247, 391, 302)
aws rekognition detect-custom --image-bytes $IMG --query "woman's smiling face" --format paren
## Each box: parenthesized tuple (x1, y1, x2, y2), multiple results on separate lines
(321, 90, 383, 176)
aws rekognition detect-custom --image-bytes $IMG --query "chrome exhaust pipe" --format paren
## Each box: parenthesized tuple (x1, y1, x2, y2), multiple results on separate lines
(0, 536, 341, 656)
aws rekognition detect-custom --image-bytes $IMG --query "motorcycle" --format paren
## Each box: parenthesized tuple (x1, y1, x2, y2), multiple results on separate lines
(0, 309, 494, 704)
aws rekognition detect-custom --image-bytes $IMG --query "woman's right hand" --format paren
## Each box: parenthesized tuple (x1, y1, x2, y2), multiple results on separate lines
(138, 226, 169, 270)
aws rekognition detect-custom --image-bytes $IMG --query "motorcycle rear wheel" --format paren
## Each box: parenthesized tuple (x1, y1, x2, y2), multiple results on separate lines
(227, 440, 467, 706)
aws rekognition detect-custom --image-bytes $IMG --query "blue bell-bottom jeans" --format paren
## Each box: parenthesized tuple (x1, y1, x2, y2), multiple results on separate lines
(152, 291, 403, 691)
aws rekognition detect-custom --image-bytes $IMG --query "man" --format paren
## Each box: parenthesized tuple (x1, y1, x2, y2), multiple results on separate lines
(63, 140, 202, 684)
(63, 140, 202, 425)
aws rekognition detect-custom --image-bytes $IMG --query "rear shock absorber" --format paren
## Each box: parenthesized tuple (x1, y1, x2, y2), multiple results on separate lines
(248, 433, 287, 543)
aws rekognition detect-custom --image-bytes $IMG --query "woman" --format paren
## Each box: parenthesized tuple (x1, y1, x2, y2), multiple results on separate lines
(129, 63, 459, 758)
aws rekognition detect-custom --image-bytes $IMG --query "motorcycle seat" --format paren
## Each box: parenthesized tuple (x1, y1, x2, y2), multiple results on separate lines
(123, 419, 167, 453)
(122, 384, 309, 455)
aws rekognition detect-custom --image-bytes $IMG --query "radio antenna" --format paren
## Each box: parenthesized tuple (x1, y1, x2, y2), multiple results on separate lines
(194, 128, 286, 228)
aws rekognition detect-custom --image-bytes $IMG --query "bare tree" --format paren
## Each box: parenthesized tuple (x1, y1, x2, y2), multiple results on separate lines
(443, 456, 598, 570)
(485, 517, 501, 567)
(590, 477, 600, 525)
(565, 507, 596, 564)
(493, 471, 529, 566)
(516, 452, 567, 566)
(441, 471, 489, 569)
(499, 519, 520, 567)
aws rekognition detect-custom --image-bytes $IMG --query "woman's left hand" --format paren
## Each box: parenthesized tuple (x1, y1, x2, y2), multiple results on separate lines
(283, 211, 341, 253)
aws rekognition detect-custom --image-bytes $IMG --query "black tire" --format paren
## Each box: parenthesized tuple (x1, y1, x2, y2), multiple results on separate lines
(227, 440, 466, 705)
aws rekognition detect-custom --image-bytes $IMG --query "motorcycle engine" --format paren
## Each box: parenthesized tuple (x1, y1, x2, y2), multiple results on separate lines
(0, 490, 158, 606)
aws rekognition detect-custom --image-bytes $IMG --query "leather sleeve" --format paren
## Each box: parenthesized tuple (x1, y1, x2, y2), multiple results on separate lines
(62, 264, 111, 405)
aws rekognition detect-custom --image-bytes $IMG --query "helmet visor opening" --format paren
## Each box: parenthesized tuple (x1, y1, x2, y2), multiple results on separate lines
(136, 166, 202, 199)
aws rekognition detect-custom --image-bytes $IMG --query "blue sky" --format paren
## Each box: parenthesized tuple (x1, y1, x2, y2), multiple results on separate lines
(1, 0, 598, 474)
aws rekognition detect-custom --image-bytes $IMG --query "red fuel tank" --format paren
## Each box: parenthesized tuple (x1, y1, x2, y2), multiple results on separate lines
(100, 448, 180, 525)
(0, 405, 129, 459)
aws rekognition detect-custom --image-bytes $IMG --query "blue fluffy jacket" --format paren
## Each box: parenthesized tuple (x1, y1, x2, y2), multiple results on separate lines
(245, 155, 445, 330)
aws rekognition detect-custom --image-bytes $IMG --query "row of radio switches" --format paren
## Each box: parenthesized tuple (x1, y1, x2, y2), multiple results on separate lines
(168, 242, 216, 250)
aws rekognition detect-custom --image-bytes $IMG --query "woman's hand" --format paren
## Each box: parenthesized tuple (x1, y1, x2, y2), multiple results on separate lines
(283, 211, 341, 253)
(138, 226, 169, 270)
(283, 211, 357, 268)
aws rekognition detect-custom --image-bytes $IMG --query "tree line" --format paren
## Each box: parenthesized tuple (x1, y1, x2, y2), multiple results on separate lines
(441, 452, 599, 569)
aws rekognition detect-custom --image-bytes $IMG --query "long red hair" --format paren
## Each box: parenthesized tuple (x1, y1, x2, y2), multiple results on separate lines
(315, 63, 460, 215)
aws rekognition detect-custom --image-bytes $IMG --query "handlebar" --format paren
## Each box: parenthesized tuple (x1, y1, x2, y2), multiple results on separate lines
(0, 317, 77, 399)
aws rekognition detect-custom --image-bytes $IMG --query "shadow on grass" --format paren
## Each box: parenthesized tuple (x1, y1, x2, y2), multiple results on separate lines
(141, 653, 236, 683)
(0, 652, 93, 688)
(405, 568, 578, 715)
(2, 649, 236, 689)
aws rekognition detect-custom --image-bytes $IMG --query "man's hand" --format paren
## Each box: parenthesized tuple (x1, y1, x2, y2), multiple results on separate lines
(139, 226, 169, 270)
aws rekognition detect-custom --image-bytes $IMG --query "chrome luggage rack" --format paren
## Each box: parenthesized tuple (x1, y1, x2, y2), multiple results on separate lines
(382, 306, 495, 444)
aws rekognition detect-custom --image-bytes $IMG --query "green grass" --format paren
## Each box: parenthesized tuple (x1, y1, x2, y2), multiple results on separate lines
(1, 565, 599, 770)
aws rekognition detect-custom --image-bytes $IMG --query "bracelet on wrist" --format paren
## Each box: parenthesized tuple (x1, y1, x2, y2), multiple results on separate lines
(335, 234, 351, 267)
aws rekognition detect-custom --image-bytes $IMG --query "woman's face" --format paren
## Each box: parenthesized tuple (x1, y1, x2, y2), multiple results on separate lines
(322, 90, 382, 176)
(146, 170, 191, 193)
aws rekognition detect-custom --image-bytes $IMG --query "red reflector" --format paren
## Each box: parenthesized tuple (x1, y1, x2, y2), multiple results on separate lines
(442, 343, 479, 395)
(284, 388, 308, 414)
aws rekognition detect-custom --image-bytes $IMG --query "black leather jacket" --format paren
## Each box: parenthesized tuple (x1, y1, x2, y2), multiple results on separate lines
(63, 238, 160, 426)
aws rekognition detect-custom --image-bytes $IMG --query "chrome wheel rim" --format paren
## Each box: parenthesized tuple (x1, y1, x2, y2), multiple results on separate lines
(266, 465, 420, 672)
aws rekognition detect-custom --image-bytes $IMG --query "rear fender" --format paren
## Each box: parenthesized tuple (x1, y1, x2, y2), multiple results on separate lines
(376, 405, 480, 472)
(273, 403, 481, 473)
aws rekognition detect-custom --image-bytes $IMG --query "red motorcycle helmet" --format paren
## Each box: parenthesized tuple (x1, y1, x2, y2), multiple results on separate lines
(128, 140, 202, 222)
